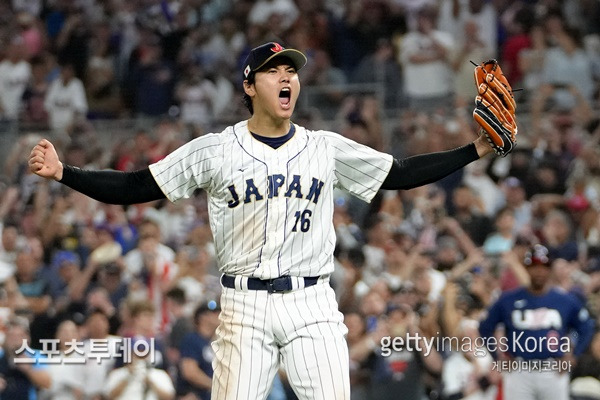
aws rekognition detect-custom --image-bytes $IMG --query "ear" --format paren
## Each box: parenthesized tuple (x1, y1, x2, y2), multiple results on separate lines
(243, 80, 255, 97)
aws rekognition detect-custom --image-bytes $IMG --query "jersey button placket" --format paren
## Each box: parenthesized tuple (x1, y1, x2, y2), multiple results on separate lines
(270, 156, 287, 250)
(267, 159, 287, 277)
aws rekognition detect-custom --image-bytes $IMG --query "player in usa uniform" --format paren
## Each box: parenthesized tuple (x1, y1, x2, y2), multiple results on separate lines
(30, 42, 496, 399)
(479, 244, 595, 400)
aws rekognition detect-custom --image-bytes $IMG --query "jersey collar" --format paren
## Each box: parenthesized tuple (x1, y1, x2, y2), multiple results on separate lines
(233, 120, 308, 160)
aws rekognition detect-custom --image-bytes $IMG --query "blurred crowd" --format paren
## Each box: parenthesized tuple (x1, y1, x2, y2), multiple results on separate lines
(1, 0, 600, 400)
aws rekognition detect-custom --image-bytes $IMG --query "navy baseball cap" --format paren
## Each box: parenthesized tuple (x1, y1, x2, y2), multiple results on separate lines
(52, 250, 80, 269)
(243, 42, 307, 80)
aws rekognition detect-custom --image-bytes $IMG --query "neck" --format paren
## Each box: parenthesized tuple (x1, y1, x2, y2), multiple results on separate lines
(528, 285, 549, 296)
(198, 326, 213, 339)
(247, 114, 291, 138)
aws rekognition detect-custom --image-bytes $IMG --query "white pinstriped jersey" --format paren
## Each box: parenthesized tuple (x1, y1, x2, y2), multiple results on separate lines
(149, 120, 393, 279)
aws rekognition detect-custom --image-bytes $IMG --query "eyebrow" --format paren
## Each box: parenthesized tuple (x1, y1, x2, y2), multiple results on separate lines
(264, 64, 295, 70)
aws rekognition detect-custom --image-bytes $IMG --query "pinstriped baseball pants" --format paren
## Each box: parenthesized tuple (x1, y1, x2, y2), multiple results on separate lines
(503, 369, 570, 400)
(211, 279, 350, 400)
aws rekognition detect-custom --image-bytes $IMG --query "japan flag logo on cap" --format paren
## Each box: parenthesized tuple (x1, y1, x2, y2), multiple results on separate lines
(244, 65, 251, 78)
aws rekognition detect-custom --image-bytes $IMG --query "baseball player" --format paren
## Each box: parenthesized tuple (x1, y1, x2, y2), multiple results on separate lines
(479, 244, 595, 400)
(29, 42, 495, 400)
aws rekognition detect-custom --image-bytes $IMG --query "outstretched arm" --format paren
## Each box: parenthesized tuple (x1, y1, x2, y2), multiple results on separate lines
(381, 136, 492, 190)
(29, 139, 165, 205)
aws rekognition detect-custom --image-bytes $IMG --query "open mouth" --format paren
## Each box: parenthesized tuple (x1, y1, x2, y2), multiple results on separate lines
(279, 88, 291, 107)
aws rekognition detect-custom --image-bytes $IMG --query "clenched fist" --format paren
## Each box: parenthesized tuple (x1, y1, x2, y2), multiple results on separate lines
(28, 139, 63, 181)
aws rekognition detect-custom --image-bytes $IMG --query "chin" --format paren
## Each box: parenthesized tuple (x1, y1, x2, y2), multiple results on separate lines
(277, 107, 295, 119)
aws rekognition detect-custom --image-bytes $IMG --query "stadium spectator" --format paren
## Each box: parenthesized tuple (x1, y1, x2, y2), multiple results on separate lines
(54, 4, 91, 80)
(399, 5, 455, 111)
(500, 5, 535, 90)
(81, 309, 122, 400)
(44, 60, 88, 136)
(21, 55, 50, 127)
(540, 209, 579, 262)
(361, 215, 394, 286)
(125, 36, 176, 118)
(114, 129, 158, 172)
(16, 11, 44, 59)
(247, 0, 299, 32)
(302, 48, 348, 118)
(345, 310, 381, 400)
(571, 330, 600, 400)
(551, 257, 587, 302)
(337, 247, 370, 313)
(41, 319, 85, 400)
(0, 218, 26, 270)
(351, 38, 403, 110)
(500, 176, 533, 236)
(15, 247, 51, 317)
(105, 336, 175, 400)
(176, 302, 220, 400)
(482, 207, 516, 256)
(531, 26, 595, 131)
(369, 304, 442, 400)
(123, 219, 178, 331)
(46, 250, 81, 310)
(173, 244, 220, 317)
(451, 19, 494, 106)
(164, 287, 192, 375)
(462, 160, 504, 218)
(175, 65, 218, 129)
(518, 22, 548, 103)
(0, 316, 51, 399)
(448, 184, 493, 247)
(85, 20, 120, 119)
(441, 318, 497, 400)
(0, 35, 32, 121)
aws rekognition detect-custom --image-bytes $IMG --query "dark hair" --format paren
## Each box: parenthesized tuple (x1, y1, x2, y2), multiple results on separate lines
(166, 287, 186, 305)
(243, 73, 255, 115)
(86, 307, 109, 321)
(563, 25, 583, 48)
(193, 301, 220, 324)
(346, 247, 366, 269)
(30, 55, 46, 67)
(514, 5, 536, 34)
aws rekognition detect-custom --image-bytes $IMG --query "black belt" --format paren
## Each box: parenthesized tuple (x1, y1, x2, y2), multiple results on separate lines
(221, 274, 320, 293)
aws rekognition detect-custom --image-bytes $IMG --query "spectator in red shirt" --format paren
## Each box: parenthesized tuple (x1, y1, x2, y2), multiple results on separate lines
(501, 5, 535, 89)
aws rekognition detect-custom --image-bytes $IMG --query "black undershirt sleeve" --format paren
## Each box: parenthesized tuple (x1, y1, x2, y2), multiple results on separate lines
(60, 144, 477, 203)
(381, 143, 479, 190)
(59, 165, 166, 205)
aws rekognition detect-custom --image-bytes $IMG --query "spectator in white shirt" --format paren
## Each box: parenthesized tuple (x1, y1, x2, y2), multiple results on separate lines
(175, 66, 217, 129)
(105, 337, 175, 400)
(0, 35, 32, 121)
(81, 309, 122, 400)
(40, 319, 85, 400)
(399, 5, 455, 111)
(44, 60, 88, 135)
(247, 0, 299, 31)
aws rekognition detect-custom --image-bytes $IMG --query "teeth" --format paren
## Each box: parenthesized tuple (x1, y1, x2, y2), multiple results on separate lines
(279, 88, 291, 98)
